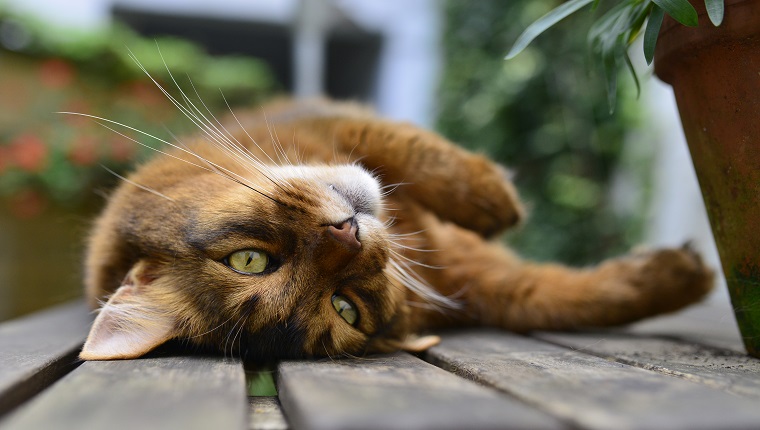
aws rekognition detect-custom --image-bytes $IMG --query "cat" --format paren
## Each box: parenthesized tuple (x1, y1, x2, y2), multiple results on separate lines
(79, 98, 714, 361)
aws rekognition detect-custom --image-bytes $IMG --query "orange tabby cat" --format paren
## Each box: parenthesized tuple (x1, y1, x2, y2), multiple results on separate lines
(80, 98, 713, 360)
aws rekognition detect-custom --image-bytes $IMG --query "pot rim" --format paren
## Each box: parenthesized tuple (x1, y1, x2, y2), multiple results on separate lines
(655, 0, 760, 84)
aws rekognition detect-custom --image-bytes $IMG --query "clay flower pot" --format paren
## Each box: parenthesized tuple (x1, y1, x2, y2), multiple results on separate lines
(655, 0, 760, 357)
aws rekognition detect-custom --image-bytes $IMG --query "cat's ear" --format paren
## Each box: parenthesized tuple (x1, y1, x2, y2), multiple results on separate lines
(398, 334, 441, 352)
(80, 262, 175, 360)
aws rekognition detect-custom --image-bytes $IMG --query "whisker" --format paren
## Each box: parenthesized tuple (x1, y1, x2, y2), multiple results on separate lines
(389, 240, 438, 253)
(122, 49, 286, 205)
(386, 258, 461, 312)
(100, 165, 174, 202)
(261, 109, 291, 166)
(389, 249, 443, 270)
(181, 76, 282, 186)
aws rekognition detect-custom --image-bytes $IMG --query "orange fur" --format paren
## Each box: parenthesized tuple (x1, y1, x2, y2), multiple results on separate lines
(81, 99, 713, 360)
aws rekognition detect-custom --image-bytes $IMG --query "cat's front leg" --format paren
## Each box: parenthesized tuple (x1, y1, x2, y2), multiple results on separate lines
(323, 118, 525, 237)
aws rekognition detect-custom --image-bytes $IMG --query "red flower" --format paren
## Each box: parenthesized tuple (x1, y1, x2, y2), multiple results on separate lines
(61, 99, 92, 127)
(127, 80, 164, 107)
(68, 136, 100, 166)
(108, 137, 135, 163)
(9, 189, 47, 219)
(10, 133, 48, 172)
(39, 58, 75, 89)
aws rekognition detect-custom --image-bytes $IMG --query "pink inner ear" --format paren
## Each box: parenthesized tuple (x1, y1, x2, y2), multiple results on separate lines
(80, 284, 175, 360)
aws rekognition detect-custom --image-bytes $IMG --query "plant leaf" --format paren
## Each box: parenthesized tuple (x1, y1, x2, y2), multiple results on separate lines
(652, 0, 698, 27)
(626, 2, 654, 44)
(505, 0, 595, 59)
(623, 51, 641, 98)
(704, 0, 724, 26)
(643, 5, 665, 64)
(603, 51, 618, 113)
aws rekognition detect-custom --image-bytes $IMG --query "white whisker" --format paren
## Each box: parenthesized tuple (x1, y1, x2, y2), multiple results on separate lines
(386, 258, 461, 312)
(389, 240, 438, 253)
(390, 249, 443, 270)
(100, 164, 174, 202)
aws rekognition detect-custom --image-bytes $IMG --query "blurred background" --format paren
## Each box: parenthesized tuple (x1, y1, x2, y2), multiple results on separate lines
(0, 0, 723, 322)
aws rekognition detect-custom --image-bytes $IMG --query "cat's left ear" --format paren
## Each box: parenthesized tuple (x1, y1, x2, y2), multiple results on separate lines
(80, 262, 176, 360)
(398, 334, 441, 352)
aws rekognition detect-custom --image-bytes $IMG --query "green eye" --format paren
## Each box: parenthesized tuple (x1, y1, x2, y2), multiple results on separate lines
(226, 249, 269, 274)
(331, 294, 358, 326)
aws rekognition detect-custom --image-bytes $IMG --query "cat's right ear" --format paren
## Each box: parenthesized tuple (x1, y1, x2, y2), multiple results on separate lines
(80, 262, 176, 360)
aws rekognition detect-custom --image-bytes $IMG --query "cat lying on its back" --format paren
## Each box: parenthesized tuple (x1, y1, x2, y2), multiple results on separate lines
(80, 99, 713, 360)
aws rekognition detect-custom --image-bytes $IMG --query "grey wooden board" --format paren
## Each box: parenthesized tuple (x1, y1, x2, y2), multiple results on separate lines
(626, 299, 745, 352)
(250, 397, 289, 430)
(535, 330, 760, 399)
(278, 352, 565, 430)
(0, 300, 91, 416)
(426, 330, 760, 430)
(0, 356, 248, 430)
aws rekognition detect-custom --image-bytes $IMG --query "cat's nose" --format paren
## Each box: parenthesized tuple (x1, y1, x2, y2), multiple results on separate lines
(328, 218, 361, 251)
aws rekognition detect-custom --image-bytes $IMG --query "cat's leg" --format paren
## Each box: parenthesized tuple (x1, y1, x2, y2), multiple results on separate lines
(301, 118, 525, 237)
(400, 212, 714, 332)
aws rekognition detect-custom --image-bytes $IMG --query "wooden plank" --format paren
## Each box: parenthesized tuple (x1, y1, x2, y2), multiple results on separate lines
(426, 330, 760, 430)
(0, 355, 248, 430)
(0, 300, 91, 416)
(535, 330, 760, 399)
(278, 352, 565, 430)
(249, 397, 289, 430)
(625, 299, 745, 352)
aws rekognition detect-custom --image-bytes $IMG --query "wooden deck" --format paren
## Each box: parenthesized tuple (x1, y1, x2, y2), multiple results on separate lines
(1, 297, 758, 430)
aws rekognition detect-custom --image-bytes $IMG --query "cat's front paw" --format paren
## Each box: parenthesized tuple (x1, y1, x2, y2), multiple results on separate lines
(623, 243, 714, 316)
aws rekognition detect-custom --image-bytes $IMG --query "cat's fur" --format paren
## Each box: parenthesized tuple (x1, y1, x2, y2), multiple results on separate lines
(80, 98, 713, 360)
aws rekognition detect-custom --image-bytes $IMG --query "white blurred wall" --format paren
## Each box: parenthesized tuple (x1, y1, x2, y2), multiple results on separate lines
(4, 0, 440, 126)
(643, 79, 728, 302)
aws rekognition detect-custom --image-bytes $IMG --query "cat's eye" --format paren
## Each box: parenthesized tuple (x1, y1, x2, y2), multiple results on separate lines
(331, 294, 358, 326)
(225, 249, 269, 274)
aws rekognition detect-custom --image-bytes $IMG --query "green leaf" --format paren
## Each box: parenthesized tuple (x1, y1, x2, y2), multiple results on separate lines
(704, 0, 724, 26)
(603, 51, 618, 114)
(623, 51, 640, 98)
(505, 0, 595, 59)
(652, 0, 698, 27)
(626, 2, 653, 44)
(643, 5, 665, 64)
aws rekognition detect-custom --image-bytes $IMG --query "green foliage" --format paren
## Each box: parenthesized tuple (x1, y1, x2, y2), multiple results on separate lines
(437, 0, 650, 265)
(0, 11, 276, 217)
(506, 0, 723, 111)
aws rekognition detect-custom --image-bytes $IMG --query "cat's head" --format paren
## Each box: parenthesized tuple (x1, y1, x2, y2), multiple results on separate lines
(81, 151, 439, 361)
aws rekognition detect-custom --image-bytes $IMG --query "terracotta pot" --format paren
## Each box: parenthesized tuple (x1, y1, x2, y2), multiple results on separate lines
(655, 0, 760, 356)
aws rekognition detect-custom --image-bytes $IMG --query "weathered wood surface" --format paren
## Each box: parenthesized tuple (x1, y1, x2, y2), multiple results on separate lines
(2, 298, 760, 430)
(426, 329, 760, 430)
(624, 299, 745, 352)
(0, 301, 91, 416)
(249, 397, 289, 430)
(0, 355, 248, 430)
(278, 352, 565, 430)
(536, 330, 760, 399)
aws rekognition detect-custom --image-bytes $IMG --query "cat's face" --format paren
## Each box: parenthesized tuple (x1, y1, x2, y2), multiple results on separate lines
(81, 157, 415, 360)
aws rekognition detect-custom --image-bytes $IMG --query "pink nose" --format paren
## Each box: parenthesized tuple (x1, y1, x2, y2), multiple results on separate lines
(328, 218, 361, 250)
